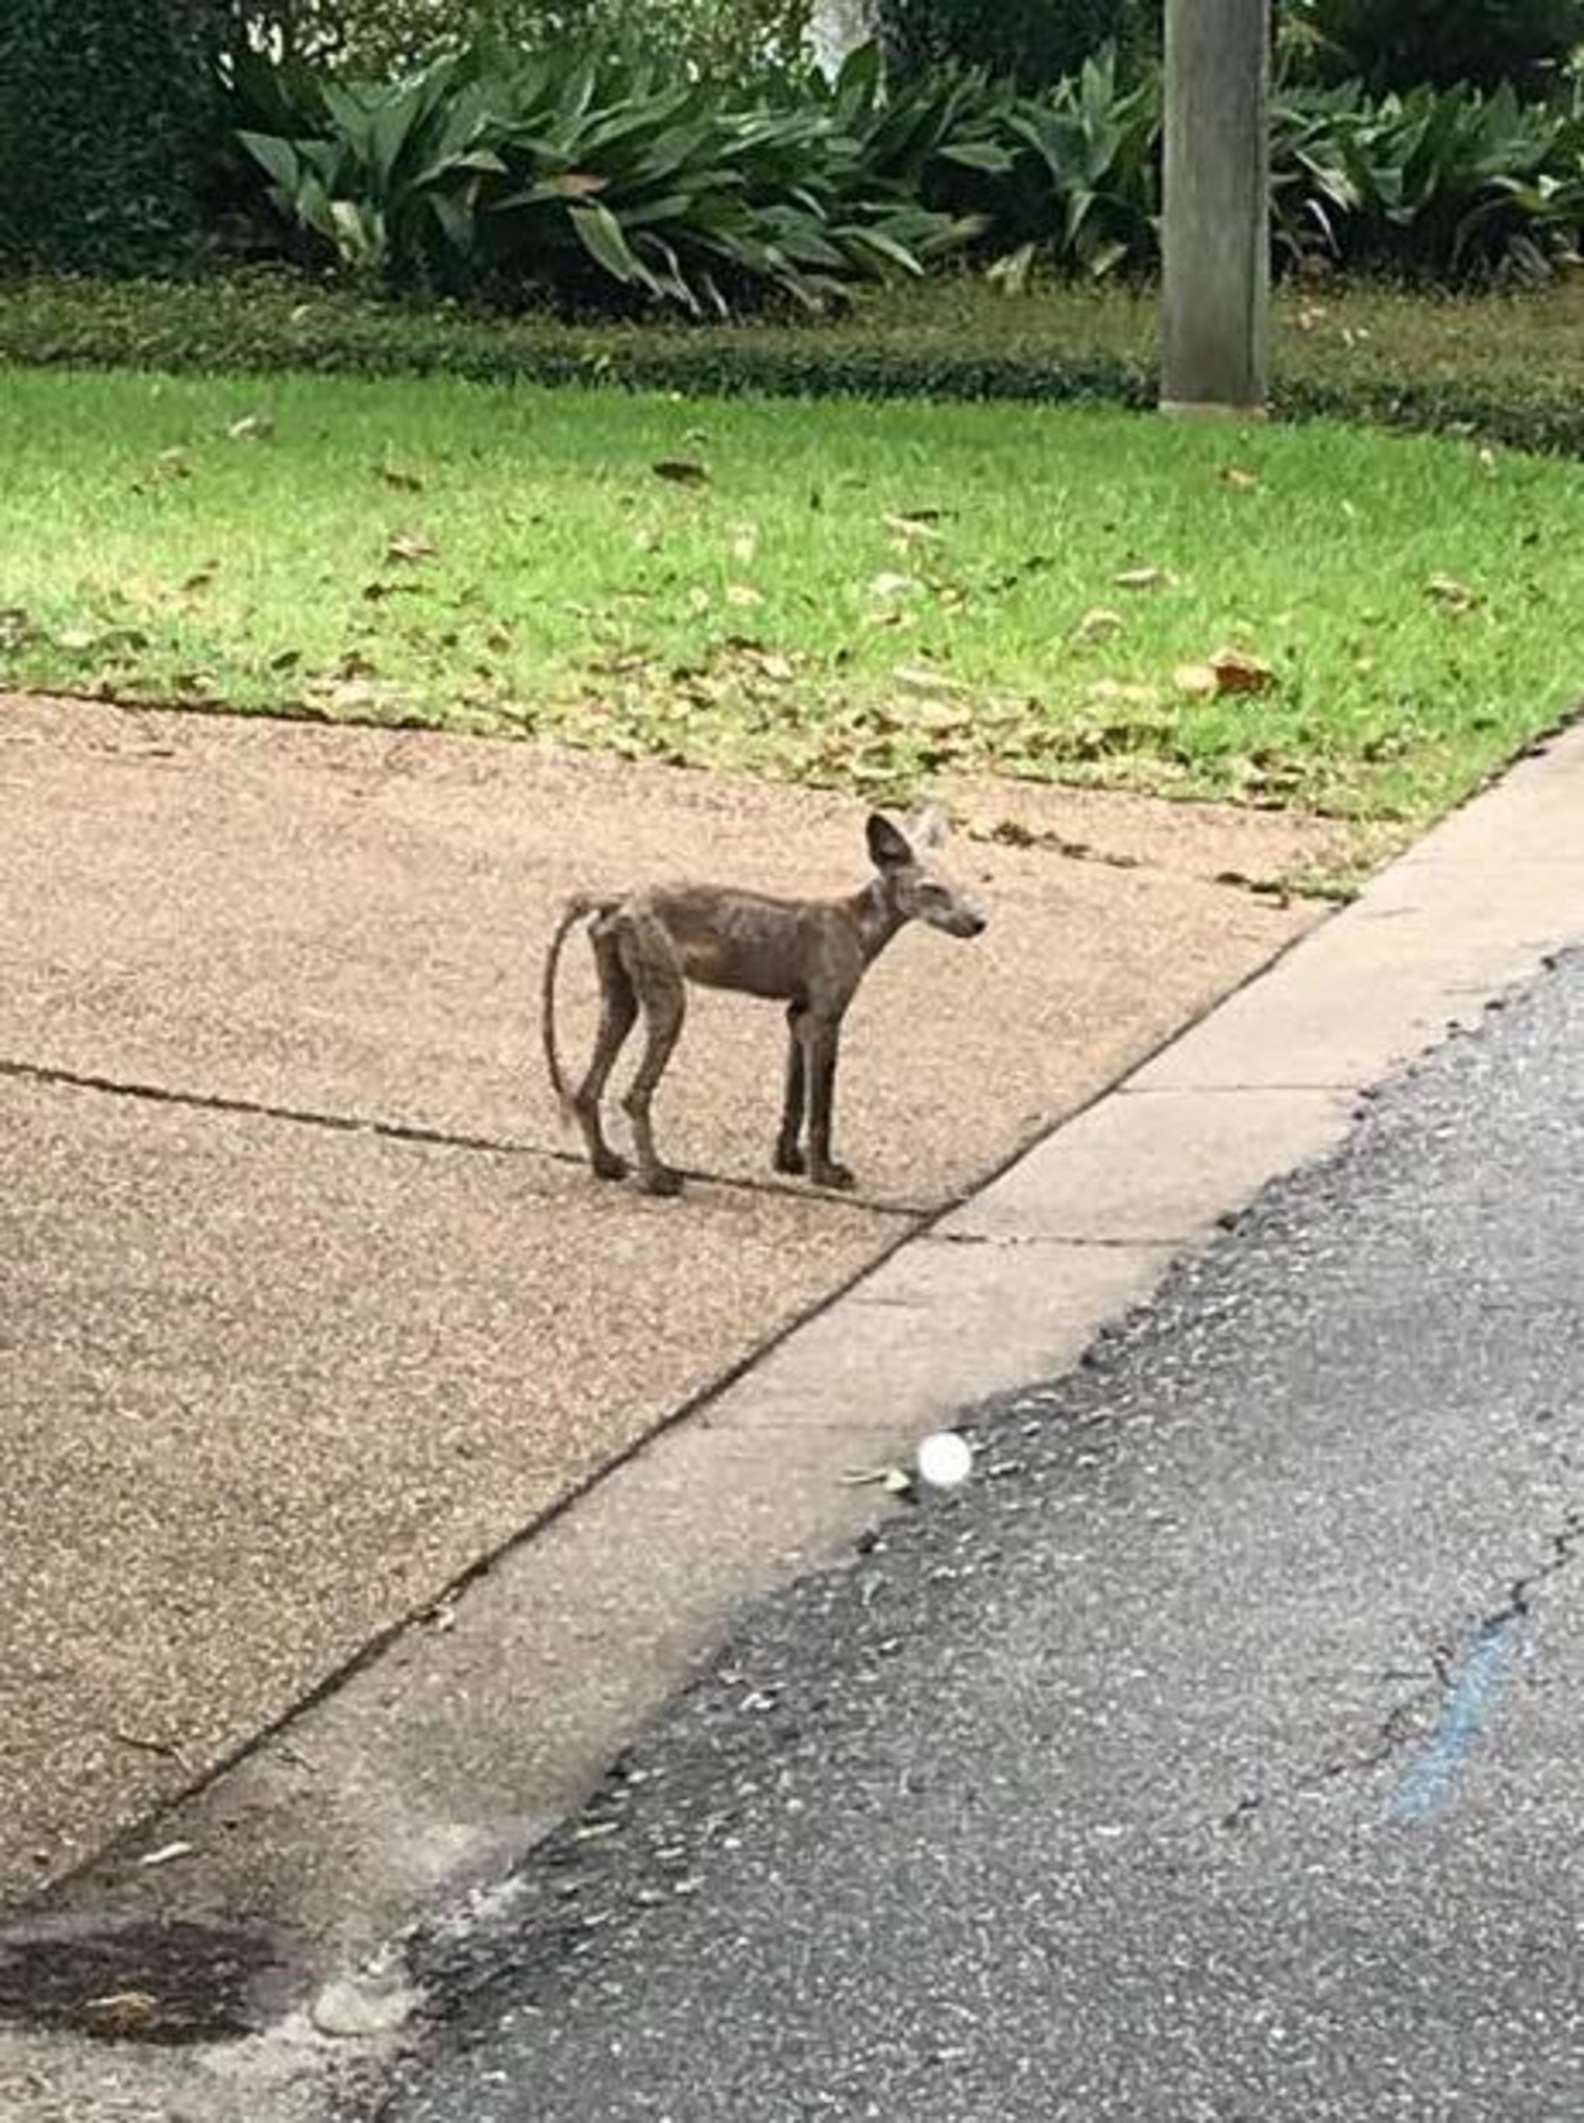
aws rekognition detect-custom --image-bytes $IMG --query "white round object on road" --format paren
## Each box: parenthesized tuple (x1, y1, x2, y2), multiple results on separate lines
(916, 1430, 973, 1489)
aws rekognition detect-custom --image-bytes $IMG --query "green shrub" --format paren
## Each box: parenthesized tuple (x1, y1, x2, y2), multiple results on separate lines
(877, 0, 1156, 93)
(1271, 76, 1584, 280)
(222, 31, 1584, 298)
(993, 47, 1161, 276)
(227, 42, 985, 311)
(243, 0, 815, 82)
(1289, 0, 1584, 96)
(0, 0, 228, 273)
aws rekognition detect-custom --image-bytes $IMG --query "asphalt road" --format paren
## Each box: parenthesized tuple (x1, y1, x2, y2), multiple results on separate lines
(369, 952, 1584, 2123)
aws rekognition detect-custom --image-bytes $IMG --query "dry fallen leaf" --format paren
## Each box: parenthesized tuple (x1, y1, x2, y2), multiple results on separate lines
(139, 1841, 195, 1868)
(1113, 566, 1175, 592)
(226, 413, 274, 442)
(386, 530, 437, 564)
(1072, 606, 1124, 644)
(725, 582, 763, 608)
(1207, 648, 1276, 695)
(1425, 574, 1480, 614)
(84, 1993, 162, 2035)
(883, 511, 943, 546)
(728, 643, 795, 682)
(730, 528, 758, 565)
(1172, 663, 1219, 697)
(891, 663, 966, 695)
(1218, 466, 1260, 491)
(380, 466, 424, 493)
(867, 571, 920, 601)
(987, 817, 1035, 847)
(1087, 679, 1161, 708)
(653, 458, 709, 486)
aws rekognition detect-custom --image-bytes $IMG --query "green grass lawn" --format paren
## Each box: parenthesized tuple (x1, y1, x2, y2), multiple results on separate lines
(2, 362, 1581, 862)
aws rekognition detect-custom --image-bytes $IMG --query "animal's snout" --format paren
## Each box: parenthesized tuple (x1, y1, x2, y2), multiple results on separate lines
(951, 900, 988, 938)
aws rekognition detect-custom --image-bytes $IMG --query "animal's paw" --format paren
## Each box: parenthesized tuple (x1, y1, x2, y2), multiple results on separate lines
(811, 1160, 856, 1192)
(641, 1165, 686, 1198)
(774, 1141, 805, 1175)
(591, 1149, 630, 1182)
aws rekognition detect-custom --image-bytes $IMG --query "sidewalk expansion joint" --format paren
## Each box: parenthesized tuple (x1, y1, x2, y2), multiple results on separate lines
(1121, 1081, 1361, 1097)
(929, 1230, 1184, 1251)
(0, 1055, 923, 1221)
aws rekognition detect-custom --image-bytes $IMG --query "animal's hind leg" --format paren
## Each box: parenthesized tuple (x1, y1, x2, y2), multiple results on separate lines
(573, 923, 637, 1181)
(617, 917, 688, 1198)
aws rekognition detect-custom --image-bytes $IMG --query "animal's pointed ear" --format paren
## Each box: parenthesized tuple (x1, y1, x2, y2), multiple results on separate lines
(907, 803, 949, 852)
(866, 811, 913, 871)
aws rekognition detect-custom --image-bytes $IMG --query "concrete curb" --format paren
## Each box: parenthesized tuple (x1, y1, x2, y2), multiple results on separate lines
(13, 723, 1584, 2086)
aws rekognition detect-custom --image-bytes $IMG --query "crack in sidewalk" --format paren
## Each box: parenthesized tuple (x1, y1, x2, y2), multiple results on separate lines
(0, 1056, 923, 1219)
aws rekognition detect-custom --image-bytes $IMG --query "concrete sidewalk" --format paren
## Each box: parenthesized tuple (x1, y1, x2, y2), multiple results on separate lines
(0, 692, 1320, 1910)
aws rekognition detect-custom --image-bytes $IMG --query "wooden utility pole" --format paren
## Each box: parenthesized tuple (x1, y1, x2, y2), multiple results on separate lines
(1160, 0, 1270, 415)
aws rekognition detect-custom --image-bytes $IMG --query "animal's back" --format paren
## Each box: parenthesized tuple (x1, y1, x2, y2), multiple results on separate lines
(642, 884, 846, 1001)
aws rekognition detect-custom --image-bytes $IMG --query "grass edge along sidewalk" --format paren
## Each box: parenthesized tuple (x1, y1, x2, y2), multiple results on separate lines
(3, 360, 1584, 883)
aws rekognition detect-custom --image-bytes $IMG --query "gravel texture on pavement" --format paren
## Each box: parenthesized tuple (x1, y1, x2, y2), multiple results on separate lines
(379, 952, 1584, 2123)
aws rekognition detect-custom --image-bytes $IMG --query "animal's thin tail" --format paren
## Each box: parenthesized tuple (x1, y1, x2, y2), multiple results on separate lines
(542, 893, 605, 1115)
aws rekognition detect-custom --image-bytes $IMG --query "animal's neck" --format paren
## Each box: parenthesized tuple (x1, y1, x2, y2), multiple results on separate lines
(847, 878, 906, 965)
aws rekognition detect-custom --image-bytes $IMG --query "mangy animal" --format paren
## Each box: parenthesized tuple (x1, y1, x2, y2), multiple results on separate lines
(541, 807, 987, 1196)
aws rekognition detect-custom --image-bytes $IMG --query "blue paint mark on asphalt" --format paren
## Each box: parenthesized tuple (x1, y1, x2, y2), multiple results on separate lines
(1387, 1617, 1520, 1825)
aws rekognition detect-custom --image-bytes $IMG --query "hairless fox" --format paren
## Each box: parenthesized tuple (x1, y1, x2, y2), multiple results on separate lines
(542, 806, 988, 1197)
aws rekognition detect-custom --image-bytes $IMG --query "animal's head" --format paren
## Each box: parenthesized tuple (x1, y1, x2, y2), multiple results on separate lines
(866, 806, 987, 939)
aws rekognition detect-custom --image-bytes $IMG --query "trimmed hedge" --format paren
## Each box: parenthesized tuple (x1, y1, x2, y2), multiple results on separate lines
(8, 272, 1584, 461)
(0, 0, 227, 274)
(0, 272, 1149, 407)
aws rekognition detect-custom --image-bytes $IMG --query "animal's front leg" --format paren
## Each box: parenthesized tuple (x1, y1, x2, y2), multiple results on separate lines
(774, 1004, 807, 1174)
(803, 1018, 855, 1192)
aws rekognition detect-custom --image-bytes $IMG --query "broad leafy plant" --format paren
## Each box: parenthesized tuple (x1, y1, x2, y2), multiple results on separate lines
(226, 34, 1584, 304)
(228, 41, 985, 310)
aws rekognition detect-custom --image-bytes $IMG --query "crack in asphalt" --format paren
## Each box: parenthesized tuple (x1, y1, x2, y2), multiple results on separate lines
(1220, 1506, 1584, 1834)
(1497, 1507, 1584, 1623)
